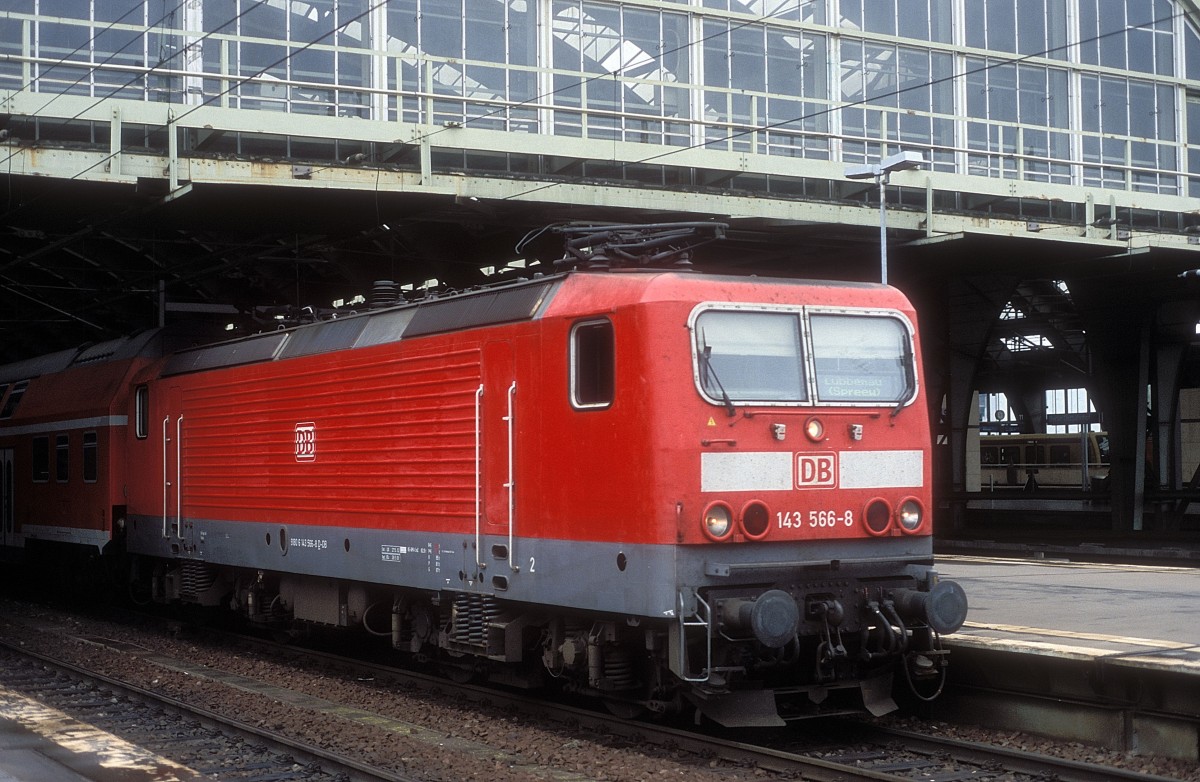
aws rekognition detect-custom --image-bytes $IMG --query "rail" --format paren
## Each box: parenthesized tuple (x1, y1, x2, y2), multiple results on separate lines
(0, 638, 414, 782)
(1, 599, 1191, 782)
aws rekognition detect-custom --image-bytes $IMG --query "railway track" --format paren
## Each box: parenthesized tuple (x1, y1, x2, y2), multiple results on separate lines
(0, 598, 1188, 782)
(0, 640, 417, 782)
(188, 618, 1188, 782)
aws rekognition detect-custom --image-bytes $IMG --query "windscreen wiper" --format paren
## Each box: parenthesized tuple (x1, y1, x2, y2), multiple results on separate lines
(890, 340, 916, 418)
(701, 341, 737, 418)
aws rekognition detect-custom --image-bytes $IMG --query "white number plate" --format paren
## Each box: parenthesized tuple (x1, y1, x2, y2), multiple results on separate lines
(776, 510, 855, 529)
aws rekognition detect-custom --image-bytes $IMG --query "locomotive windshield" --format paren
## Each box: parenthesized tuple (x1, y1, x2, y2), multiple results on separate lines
(696, 311, 807, 402)
(692, 308, 915, 406)
(808, 313, 913, 403)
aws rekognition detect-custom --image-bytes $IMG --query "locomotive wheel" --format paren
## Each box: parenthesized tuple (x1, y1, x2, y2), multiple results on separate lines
(127, 578, 153, 607)
(602, 698, 646, 720)
(441, 661, 477, 683)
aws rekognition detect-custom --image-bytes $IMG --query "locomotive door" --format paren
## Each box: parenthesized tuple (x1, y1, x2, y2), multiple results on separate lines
(478, 340, 518, 577)
(161, 387, 185, 545)
(0, 448, 13, 548)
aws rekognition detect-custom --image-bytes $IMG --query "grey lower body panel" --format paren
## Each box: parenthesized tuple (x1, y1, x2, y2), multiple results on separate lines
(126, 514, 934, 619)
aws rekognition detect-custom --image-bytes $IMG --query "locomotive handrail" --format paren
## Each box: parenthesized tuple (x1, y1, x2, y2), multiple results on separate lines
(704, 555, 933, 577)
(677, 590, 712, 682)
(176, 414, 183, 539)
(505, 381, 517, 572)
(474, 384, 484, 570)
(161, 416, 169, 538)
(741, 409, 882, 419)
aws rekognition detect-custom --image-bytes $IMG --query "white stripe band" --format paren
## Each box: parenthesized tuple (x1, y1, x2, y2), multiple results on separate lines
(701, 452, 792, 492)
(18, 525, 112, 550)
(700, 449, 924, 492)
(0, 416, 128, 437)
(839, 449, 923, 489)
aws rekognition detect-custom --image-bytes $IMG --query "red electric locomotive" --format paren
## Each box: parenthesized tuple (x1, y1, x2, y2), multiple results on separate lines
(0, 225, 966, 726)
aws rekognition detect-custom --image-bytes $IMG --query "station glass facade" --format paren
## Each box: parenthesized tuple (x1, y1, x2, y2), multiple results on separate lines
(2, 0, 1199, 195)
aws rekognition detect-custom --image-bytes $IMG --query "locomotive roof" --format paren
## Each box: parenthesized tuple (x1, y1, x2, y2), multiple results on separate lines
(0, 330, 163, 385)
(158, 270, 905, 378)
(0, 269, 902, 385)
(160, 274, 565, 378)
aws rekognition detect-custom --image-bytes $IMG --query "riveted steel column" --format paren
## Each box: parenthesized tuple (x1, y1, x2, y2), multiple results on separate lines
(167, 109, 179, 192)
(108, 107, 121, 176)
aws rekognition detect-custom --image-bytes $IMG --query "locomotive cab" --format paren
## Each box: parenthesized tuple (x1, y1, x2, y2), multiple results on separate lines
(654, 288, 967, 725)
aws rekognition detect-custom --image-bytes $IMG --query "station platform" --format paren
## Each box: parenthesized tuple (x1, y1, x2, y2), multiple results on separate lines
(939, 531, 1200, 567)
(935, 555, 1200, 760)
(939, 493, 1200, 565)
(940, 555, 1200, 647)
(0, 686, 198, 782)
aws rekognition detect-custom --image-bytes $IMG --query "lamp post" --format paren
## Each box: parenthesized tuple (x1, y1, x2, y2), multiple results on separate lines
(844, 151, 926, 286)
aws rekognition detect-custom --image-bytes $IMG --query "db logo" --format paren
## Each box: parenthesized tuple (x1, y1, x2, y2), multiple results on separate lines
(295, 422, 316, 462)
(796, 453, 836, 488)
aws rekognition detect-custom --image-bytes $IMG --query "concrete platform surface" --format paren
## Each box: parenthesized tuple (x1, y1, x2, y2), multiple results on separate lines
(0, 685, 197, 782)
(938, 555, 1200, 671)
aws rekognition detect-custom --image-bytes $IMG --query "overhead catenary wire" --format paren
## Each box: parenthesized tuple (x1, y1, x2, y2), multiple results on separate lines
(498, 10, 1186, 203)
(0, 0, 793, 223)
(0, 0, 393, 224)
(0, 0, 190, 171)
(0, 4, 1183, 343)
(0, 6, 1184, 222)
(402, 0, 807, 150)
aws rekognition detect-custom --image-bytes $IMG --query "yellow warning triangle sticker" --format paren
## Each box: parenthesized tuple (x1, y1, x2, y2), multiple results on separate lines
(707, 417, 717, 427)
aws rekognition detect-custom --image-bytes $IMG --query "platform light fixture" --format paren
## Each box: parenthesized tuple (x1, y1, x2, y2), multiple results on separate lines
(844, 151, 926, 286)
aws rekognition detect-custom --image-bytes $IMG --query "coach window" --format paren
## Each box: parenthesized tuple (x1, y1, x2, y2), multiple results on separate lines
(32, 436, 49, 482)
(55, 434, 69, 483)
(135, 385, 149, 439)
(571, 319, 615, 409)
(0, 380, 27, 419)
(83, 432, 98, 483)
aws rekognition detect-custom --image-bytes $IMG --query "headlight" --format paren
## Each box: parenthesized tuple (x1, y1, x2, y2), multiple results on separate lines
(897, 498, 923, 532)
(804, 417, 825, 442)
(863, 498, 891, 535)
(702, 502, 734, 540)
(740, 501, 770, 539)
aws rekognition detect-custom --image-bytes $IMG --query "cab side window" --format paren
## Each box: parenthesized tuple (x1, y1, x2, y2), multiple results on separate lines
(1, 381, 27, 419)
(135, 385, 149, 439)
(55, 434, 69, 483)
(31, 436, 49, 482)
(83, 431, 98, 483)
(571, 320, 614, 409)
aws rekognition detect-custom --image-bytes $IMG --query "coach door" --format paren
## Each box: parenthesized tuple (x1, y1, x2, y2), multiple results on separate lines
(0, 449, 13, 548)
(477, 341, 518, 581)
